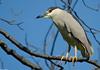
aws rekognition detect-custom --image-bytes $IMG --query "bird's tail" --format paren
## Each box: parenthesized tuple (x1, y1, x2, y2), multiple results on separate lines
(81, 44, 93, 59)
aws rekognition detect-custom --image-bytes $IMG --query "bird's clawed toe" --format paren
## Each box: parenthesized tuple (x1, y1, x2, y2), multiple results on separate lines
(70, 56, 77, 62)
(61, 56, 65, 61)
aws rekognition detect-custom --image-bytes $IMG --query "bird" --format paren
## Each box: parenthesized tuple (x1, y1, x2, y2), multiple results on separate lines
(36, 7, 93, 62)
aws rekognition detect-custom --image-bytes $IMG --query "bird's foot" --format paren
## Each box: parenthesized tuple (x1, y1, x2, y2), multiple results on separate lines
(60, 56, 65, 65)
(61, 56, 69, 64)
(72, 56, 77, 62)
(65, 56, 69, 64)
(70, 56, 77, 66)
(61, 56, 65, 61)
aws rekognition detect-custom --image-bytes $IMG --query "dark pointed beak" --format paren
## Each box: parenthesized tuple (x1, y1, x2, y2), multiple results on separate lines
(36, 15, 44, 19)
(36, 12, 48, 19)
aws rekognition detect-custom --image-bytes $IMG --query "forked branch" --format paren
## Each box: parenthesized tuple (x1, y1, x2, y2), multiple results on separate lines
(0, 28, 100, 68)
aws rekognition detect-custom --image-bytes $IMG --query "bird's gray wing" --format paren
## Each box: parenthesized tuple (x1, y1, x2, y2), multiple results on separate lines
(66, 13, 93, 57)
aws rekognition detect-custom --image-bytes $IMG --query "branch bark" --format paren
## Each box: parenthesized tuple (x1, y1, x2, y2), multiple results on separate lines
(0, 28, 100, 68)
(0, 40, 42, 70)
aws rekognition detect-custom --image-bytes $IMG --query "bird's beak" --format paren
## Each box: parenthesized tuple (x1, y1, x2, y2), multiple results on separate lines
(36, 14, 45, 18)
(36, 12, 49, 19)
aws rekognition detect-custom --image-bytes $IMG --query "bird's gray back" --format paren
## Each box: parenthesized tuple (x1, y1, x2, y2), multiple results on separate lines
(52, 10, 93, 56)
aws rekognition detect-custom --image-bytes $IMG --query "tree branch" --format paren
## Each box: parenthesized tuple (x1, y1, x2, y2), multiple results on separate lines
(82, 0, 99, 11)
(0, 40, 42, 70)
(43, 23, 53, 54)
(50, 30, 59, 56)
(0, 28, 100, 68)
(0, 17, 24, 30)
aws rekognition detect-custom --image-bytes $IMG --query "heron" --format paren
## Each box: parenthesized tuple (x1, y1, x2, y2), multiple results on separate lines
(36, 7, 93, 62)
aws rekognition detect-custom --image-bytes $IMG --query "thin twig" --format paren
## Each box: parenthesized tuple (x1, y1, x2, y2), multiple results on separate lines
(43, 23, 53, 54)
(72, 0, 78, 9)
(60, 0, 72, 10)
(49, 60, 64, 70)
(43, 23, 53, 69)
(82, 0, 99, 11)
(60, 0, 67, 9)
(24, 33, 39, 52)
(0, 17, 24, 30)
(50, 30, 59, 55)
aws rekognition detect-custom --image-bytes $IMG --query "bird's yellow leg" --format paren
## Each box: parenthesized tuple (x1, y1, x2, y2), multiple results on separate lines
(61, 45, 71, 61)
(66, 52, 69, 59)
(64, 52, 69, 64)
(61, 52, 69, 63)
(61, 56, 65, 61)
(61, 52, 69, 64)
(65, 45, 71, 60)
(72, 46, 77, 64)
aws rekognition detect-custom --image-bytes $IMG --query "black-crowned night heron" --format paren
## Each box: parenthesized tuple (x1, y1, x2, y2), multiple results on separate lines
(36, 7, 93, 62)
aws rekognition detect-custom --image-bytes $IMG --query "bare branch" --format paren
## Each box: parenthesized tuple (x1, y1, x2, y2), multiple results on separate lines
(68, 0, 72, 5)
(49, 60, 64, 70)
(43, 23, 53, 54)
(44, 60, 51, 69)
(82, 0, 99, 11)
(43, 23, 53, 69)
(24, 33, 39, 52)
(60, 0, 72, 10)
(0, 28, 100, 68)
(50, 30, 59, 55)
(85, 29, 100, 35)
(0, 17, 13, 24)
(0, 40, 42, 70)
(72, 0, 78, 9)
(60, 0, 67, 9)
(72, 0, 99, 11)
(0, 17, 24, 30)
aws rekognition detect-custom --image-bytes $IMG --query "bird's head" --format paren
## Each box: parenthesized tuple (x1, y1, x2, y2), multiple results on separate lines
(36, 7, 62, 19)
